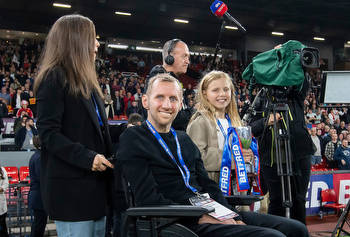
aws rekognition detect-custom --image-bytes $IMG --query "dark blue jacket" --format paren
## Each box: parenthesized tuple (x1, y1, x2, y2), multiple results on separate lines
(334, 146, 350, 170)
(14, 126, 38, 149)
(28, 150, 45, 210)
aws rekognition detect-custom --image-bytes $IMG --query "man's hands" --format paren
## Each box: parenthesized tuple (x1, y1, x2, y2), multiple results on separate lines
(198, 214, 245, 225)
(92, 154, 114, 171)
(267, 113, 282, 126)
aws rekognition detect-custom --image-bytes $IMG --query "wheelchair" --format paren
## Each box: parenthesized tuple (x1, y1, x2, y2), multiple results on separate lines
(115, 162, 263, 237)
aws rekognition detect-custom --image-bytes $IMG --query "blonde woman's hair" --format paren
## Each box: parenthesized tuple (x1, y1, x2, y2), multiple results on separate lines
(34, 14, 102, 99)
(191, 70, 242, 127)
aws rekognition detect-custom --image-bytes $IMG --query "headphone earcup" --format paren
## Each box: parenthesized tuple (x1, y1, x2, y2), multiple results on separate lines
(165, 55, 175, 65)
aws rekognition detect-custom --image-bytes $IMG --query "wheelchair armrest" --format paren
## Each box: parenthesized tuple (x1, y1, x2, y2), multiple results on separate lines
(126, 205, 214, 217)
(225, 195, 263, 206)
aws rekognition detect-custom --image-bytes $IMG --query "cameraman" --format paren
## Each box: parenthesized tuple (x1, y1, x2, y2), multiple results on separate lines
(249, 77, 314, 224)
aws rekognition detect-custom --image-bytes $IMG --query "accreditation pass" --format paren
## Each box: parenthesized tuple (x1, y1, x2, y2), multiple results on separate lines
(189, 193, 238, 221)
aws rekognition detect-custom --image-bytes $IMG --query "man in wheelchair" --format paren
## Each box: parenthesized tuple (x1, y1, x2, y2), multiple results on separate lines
(117, 73, 309, 237)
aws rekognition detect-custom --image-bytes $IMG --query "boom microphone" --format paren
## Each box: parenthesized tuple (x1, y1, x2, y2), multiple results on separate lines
(210, 0, 246, 32)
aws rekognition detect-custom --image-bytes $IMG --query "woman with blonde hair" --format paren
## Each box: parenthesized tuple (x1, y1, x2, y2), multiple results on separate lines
(187, 70, 254, 195)
(34, 14, 113, 236)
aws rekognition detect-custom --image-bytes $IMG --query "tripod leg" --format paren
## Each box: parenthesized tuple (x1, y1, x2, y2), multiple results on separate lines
(332, 200, 350, 237)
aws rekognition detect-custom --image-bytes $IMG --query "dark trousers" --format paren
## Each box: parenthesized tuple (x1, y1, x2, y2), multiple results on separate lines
(189, 211, 309, 237)
(31, 209, 48, 237)
(262, 155, 311, 224)
(0, 213, 8, 237)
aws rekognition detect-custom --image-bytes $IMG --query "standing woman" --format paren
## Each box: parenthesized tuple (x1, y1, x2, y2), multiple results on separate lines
(0, 164, 9, 237)
(34, 14, 114, 237)
(187, 71, 253, 192)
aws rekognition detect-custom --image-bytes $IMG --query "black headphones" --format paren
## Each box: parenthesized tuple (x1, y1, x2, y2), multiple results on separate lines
(164, 39, 180, 65)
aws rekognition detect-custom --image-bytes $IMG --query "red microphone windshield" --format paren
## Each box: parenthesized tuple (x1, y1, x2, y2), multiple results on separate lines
(215, 2, 228, 17)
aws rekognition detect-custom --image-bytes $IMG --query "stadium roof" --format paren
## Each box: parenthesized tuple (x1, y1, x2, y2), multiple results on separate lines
(0, 0, 349, 48)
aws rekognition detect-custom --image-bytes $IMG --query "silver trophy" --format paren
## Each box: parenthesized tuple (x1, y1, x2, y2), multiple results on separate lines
(236, 126, 253, 173)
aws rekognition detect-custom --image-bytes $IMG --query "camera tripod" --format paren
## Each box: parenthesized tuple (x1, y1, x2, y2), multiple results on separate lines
(263, 98, 294, 218)
(332, 199, 350, 237)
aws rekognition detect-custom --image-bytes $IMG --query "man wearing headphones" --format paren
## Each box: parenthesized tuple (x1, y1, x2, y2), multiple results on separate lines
(150, 39, 190, 79)
(146, 39, 192, 130)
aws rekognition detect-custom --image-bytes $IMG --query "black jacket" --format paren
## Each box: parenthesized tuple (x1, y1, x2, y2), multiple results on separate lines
(117, 123, 236, 214)
(249, 79, 314, 167)
(28, 150, 45, 210)
(14, 125, 38, 149)
(36, 66, 113, 221)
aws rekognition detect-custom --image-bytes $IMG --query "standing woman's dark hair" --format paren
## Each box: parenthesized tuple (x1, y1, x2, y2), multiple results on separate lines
(34, 14, 114, 236)
(34, 14, 102, 99)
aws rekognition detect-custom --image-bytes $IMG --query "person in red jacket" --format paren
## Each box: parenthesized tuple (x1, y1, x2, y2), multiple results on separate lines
(123, 91, 134, 114)
(16, 100, 33, 118)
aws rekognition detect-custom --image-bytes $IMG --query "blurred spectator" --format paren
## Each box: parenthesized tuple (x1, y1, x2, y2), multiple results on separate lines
(28, 90, 36, 118)
(334, 118, 341, 131)
(133, 88, 142, 102)
(311, 127, 322, 165)
(0, 164, 9, 237)
(16, 100, 33, 118)
(112, 90, 124, 116)
(126, 100, 139, 117)
(137, 58, 145, 74)
(123, 91, 134, 113)
(322, 127, 335, 150)
(328, 108, 339, 125)
(320, 110, 328, 124)
(0, 99, 8, 118)
(126, 81, 136, 95)
(12, 88, 29, 114)
(110, 79, 120, 93)
(306, 108, 316, 125)
(127, 113, 142, 127)
(29, 136, 48, 237)
(0, 87, 10, 105)
(314, 108, 322, 124)
(334, 139, 350, 170)
(24, 82, 31, 94)
(13, 114, 29, 134)
(347, 134, 350, 142)
(15, 117, 37, 150)
(337, 121, 347, 135)
(184, 83, 194, 104)
(103, 88, 114, 119)
(323, 125, 331, 137)
(10, 78, 21, 91)
(340, 108, 350, 124)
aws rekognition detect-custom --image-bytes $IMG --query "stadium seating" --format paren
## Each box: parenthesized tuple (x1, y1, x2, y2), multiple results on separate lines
(4, 167, 19, 184)
(319, 189, 346, 219)
(19, 166, 30, 183)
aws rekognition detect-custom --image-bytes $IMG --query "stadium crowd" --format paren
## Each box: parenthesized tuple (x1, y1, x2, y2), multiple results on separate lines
(0, 39, 350, 171)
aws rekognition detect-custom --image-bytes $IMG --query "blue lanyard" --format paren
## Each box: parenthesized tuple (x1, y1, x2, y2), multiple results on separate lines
(91, 94, 103, 126)
(145, 120, 198, 193)
(217, 114, 232, 137)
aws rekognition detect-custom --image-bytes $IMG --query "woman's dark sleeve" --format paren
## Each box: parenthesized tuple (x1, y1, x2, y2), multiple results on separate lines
(36, 69, 96, 170)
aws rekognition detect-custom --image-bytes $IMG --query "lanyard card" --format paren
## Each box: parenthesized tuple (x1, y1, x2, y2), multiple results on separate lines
(189, 193, 238, 221)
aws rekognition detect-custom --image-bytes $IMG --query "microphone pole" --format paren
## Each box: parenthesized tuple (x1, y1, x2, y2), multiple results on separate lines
(211, 20, 226, 70)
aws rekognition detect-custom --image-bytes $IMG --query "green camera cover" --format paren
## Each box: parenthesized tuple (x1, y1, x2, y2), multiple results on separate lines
(242, 40, 306, 87)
